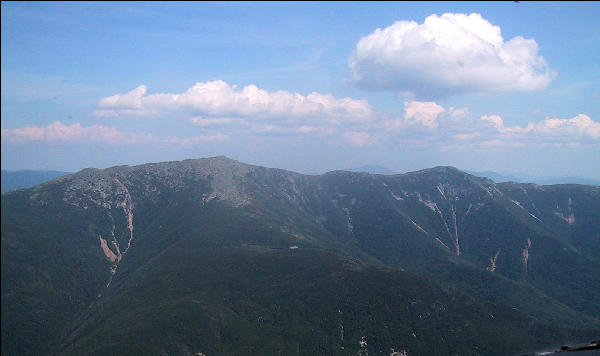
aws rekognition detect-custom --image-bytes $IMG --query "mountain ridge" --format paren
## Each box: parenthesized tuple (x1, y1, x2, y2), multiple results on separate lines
(2, 156, 599, 355)
(4, 157, 597, 192)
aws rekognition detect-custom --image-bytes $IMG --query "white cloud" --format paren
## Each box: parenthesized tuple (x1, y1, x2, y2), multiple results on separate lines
(481, 115, 506, 130)
(98, 85, 147, 110)
(481, 113, 600, 141)
(349, 13, 555, 99)
(473, 113, 600, 148)
(1, 121, 152, 144)
(376, 98, 598, 149)
(532, 114, 600, 139)
(1, 121, 226, 145)
(381, 101, 445, 129)
(404, 101, 445, 128)
(96, 81, 373, 125)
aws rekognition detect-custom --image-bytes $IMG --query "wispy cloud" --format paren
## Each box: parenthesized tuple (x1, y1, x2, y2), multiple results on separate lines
(349, 13, 555, 99)
(1, 121, 227, 146)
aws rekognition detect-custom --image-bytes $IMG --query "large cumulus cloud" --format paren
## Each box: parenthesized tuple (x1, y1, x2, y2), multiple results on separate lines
(349, 13, 555, 99)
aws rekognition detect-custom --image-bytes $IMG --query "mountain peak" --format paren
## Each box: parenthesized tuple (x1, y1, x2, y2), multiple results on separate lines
(411, 166, 496, 183)
(423, 166, 465, 174)
(185, 155, 239, 165)
(406, 166, 474, 181)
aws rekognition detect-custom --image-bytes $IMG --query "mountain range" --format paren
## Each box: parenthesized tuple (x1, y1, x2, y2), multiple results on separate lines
(2, 156, 599, 355)
(344, 166, 599, 186)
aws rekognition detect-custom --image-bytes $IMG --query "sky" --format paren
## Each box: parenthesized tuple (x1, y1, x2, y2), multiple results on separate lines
(2, 2, 599, 178)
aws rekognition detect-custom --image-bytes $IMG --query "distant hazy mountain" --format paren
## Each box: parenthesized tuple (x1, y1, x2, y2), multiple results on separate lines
(345, 164, 398, 175)
(529, 176, 600, 186)
(466, 170, 600, 186)
(465, 170, 521, 183)
(2, 157, 599, 355)
(1, 170, 71, 193)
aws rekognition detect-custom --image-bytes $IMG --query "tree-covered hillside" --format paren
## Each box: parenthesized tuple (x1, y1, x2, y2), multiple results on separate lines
(2, 157, 599, 355)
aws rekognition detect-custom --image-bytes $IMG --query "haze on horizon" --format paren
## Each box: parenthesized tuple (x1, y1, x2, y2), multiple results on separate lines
(2, 2, 599, 179)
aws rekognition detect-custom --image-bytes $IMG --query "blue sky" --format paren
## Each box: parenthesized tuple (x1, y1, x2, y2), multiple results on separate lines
(2, 2, 599, 178)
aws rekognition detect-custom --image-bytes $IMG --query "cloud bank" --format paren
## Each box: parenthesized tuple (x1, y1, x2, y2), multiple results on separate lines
(349, 13, 555, 99)
(96, 81, 373, 125)
(374, 100, 599, 149)
(6, 73, 596, 150)
(480, 113, 600, 143)
(4, 104, 597, 150)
